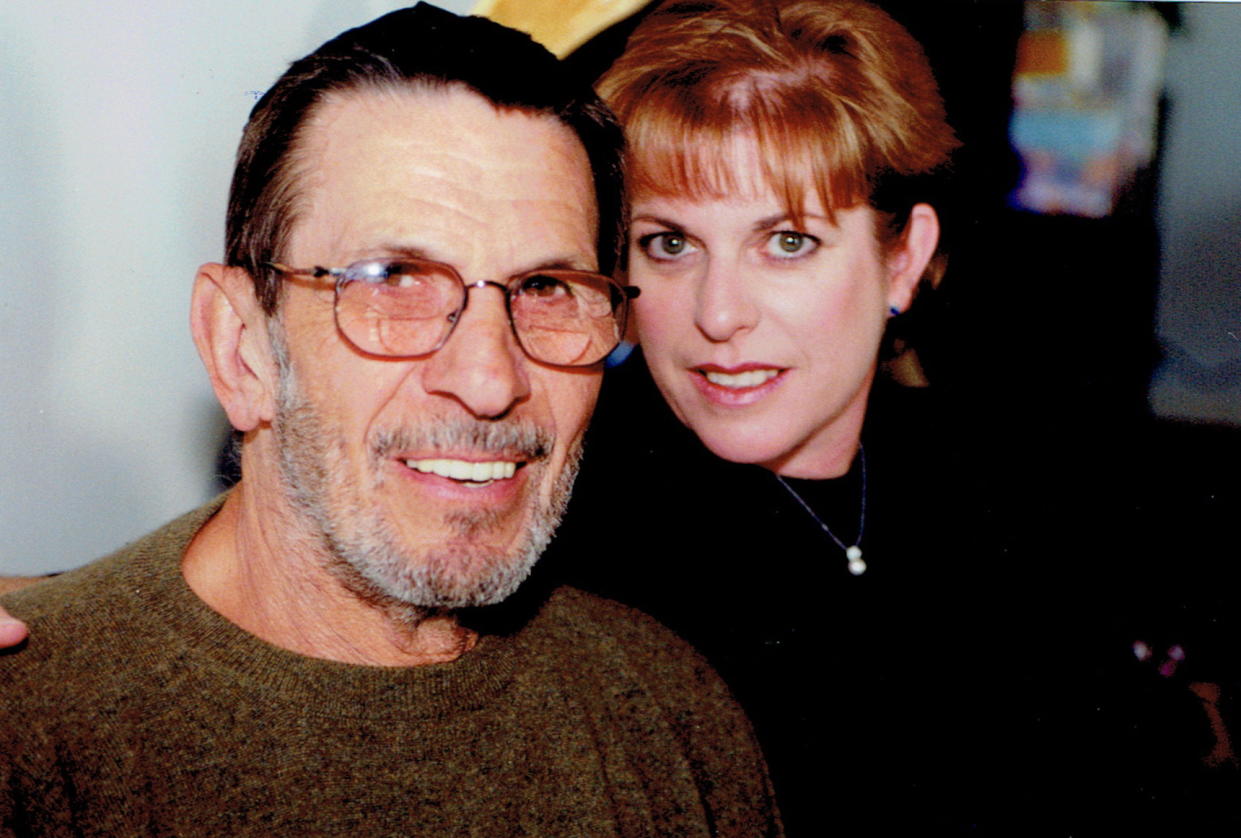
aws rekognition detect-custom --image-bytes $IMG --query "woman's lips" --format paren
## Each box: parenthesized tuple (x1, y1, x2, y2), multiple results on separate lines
(702, 368, 780, 388)
(690, 364, 787, 406)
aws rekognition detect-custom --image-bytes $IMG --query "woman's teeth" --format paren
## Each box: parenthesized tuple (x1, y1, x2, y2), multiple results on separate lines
(405, 458, 518, 484)
(703, 369, 780, 389)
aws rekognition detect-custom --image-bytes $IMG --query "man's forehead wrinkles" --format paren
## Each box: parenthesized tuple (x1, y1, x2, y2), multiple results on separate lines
(353, 240, 596, 274)
(324, 194, 594, 266)
(311, 87, 568, 175)
(280, 106, 599, 373)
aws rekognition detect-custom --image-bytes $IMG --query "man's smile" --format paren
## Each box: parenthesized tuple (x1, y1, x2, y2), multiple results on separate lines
(404, 457, 522, 485)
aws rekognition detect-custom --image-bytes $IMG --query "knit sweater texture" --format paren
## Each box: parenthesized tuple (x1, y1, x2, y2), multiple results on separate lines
(0, 501, 780, 836)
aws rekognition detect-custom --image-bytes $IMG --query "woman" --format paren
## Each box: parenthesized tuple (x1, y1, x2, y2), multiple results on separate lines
(545, 0, 1071, 831)
(603, 0, 951, 490)
(554, 2, 1241, 832)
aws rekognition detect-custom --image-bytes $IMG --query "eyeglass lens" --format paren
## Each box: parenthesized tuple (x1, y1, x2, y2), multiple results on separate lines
(334, 259, 624, 366)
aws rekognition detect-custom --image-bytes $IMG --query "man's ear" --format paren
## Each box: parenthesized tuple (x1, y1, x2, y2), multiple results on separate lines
(190, 263, 278, 432)
(885, 203, 941, 314)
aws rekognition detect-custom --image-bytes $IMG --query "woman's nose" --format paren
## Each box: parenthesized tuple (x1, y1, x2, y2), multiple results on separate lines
(693, 260, 760, 342)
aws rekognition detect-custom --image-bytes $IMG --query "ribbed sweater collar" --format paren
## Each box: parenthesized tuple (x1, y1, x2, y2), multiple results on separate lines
(109, 496, 524, 722)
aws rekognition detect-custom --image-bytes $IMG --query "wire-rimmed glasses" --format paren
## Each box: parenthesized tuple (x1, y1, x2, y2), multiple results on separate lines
(267, 257, 638, 367)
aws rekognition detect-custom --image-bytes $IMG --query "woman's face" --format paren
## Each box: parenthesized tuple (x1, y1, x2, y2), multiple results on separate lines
(628, 142, 934, 478)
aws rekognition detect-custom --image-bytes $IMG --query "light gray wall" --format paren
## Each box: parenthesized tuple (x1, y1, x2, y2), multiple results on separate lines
(0, 0, 474, 575)
(1149, 3, 1241, 425)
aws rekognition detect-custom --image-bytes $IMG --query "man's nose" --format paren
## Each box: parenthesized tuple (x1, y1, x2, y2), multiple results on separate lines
(421, 282, 531, 419)
(693, 259, 759, 343)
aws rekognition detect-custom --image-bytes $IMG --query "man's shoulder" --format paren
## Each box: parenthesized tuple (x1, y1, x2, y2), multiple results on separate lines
(0, 563, 143, 735)
(540, 585, 700, 655)
(534, 586, 740, 708)
(0, 501, 221, 681)
(2, 552, 141, 644)
(528, 587, 779, 835)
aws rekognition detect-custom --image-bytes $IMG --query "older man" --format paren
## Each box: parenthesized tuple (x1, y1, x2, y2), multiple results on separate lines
(0, 6, 779, 835)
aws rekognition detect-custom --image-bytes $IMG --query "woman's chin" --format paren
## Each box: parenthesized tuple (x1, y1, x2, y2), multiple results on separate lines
(693, 429, 789, 470)
(687, 417, 861, 478)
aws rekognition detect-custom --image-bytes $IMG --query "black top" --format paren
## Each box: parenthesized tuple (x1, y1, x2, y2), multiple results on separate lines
(543, 351, 1238, 834)
(546, 353, 1007, 832)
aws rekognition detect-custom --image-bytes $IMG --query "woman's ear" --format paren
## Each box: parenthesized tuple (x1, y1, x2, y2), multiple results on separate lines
(885, 203, 940, 314)
(190, 263, 278, 432)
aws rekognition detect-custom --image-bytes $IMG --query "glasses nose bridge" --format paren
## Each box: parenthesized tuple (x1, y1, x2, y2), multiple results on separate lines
(463, 277, 512, 300)
(445, 275, 518, 340)
(453, 274, 514, 316)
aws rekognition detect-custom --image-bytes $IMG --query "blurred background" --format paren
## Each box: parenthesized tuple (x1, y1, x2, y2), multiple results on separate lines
(2, 0, 1238, 575)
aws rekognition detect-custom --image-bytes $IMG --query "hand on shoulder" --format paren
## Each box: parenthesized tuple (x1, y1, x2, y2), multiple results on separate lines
(0, 576, 44, 647)
(0, 613, 27, 647)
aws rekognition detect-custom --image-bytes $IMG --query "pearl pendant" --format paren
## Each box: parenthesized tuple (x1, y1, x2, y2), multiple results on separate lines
(846, 545, 866, 576)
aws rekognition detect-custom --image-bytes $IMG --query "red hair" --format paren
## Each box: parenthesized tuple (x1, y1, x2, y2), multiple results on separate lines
(599, 0, 958, 278)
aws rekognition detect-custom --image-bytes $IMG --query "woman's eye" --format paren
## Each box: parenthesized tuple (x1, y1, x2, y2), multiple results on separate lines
(766, 231, 819, 258)
(637, 232, 696, 260)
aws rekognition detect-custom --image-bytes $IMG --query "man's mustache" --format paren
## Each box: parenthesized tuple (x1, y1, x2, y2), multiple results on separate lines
(371, 418, 553, 462)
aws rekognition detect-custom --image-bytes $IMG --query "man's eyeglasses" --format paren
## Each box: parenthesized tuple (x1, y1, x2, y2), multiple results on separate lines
(267, 258, 639, 368)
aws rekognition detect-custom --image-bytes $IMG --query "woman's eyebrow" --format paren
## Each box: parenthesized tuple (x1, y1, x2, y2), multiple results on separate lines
(629, 214, 684, 229)
(752, 213, 791, 231)
(752, 213, 832, 232)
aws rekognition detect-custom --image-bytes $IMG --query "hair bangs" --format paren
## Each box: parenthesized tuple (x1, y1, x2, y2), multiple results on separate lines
(623, 78, 872, 225)
(622, 87, 742, 203)
(746, 82, 872, 223)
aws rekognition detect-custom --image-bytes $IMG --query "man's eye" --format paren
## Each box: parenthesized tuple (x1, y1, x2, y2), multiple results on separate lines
(387, 268, 432, 288)
(637, 232, 695, 260)
(518, 274, 572, 297)
(765, 231, 819, 258)
(348, 260, 431, 286)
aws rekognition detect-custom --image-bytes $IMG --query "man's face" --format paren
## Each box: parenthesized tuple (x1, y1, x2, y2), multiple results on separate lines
(268, 85, 600, 610)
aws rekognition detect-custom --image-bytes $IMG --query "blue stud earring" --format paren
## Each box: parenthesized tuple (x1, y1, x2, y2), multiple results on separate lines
(888, 305, 901, 318)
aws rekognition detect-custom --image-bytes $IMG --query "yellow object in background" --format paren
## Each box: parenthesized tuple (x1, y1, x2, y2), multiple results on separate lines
(471, 0, 649, 56)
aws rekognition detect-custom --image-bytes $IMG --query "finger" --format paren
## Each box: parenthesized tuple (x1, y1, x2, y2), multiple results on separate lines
(0, 613, 29, 647)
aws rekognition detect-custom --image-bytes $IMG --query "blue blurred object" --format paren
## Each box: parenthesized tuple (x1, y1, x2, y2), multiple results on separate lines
(604, 339, 637, 368)
(1008, 2, 1168, 217)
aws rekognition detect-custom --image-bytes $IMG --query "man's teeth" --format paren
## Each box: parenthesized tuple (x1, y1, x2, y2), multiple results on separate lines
(703, 369, 780, 388)
(405, 458, 518, 482)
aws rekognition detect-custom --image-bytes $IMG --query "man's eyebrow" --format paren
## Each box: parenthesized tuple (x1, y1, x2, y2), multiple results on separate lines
(361, 243, 437, 261)
(362, 246, 596, 276)
(520, 257, 598, 274)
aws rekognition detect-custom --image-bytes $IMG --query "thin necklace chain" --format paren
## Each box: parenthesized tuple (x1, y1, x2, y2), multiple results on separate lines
(775, 446, 868, 576)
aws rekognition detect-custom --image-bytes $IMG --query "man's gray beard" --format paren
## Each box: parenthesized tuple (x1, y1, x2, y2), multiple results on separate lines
(269, 330, 581, 621)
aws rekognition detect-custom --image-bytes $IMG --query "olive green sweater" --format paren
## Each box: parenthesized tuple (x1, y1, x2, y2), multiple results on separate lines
(0, 503, 780, 836)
